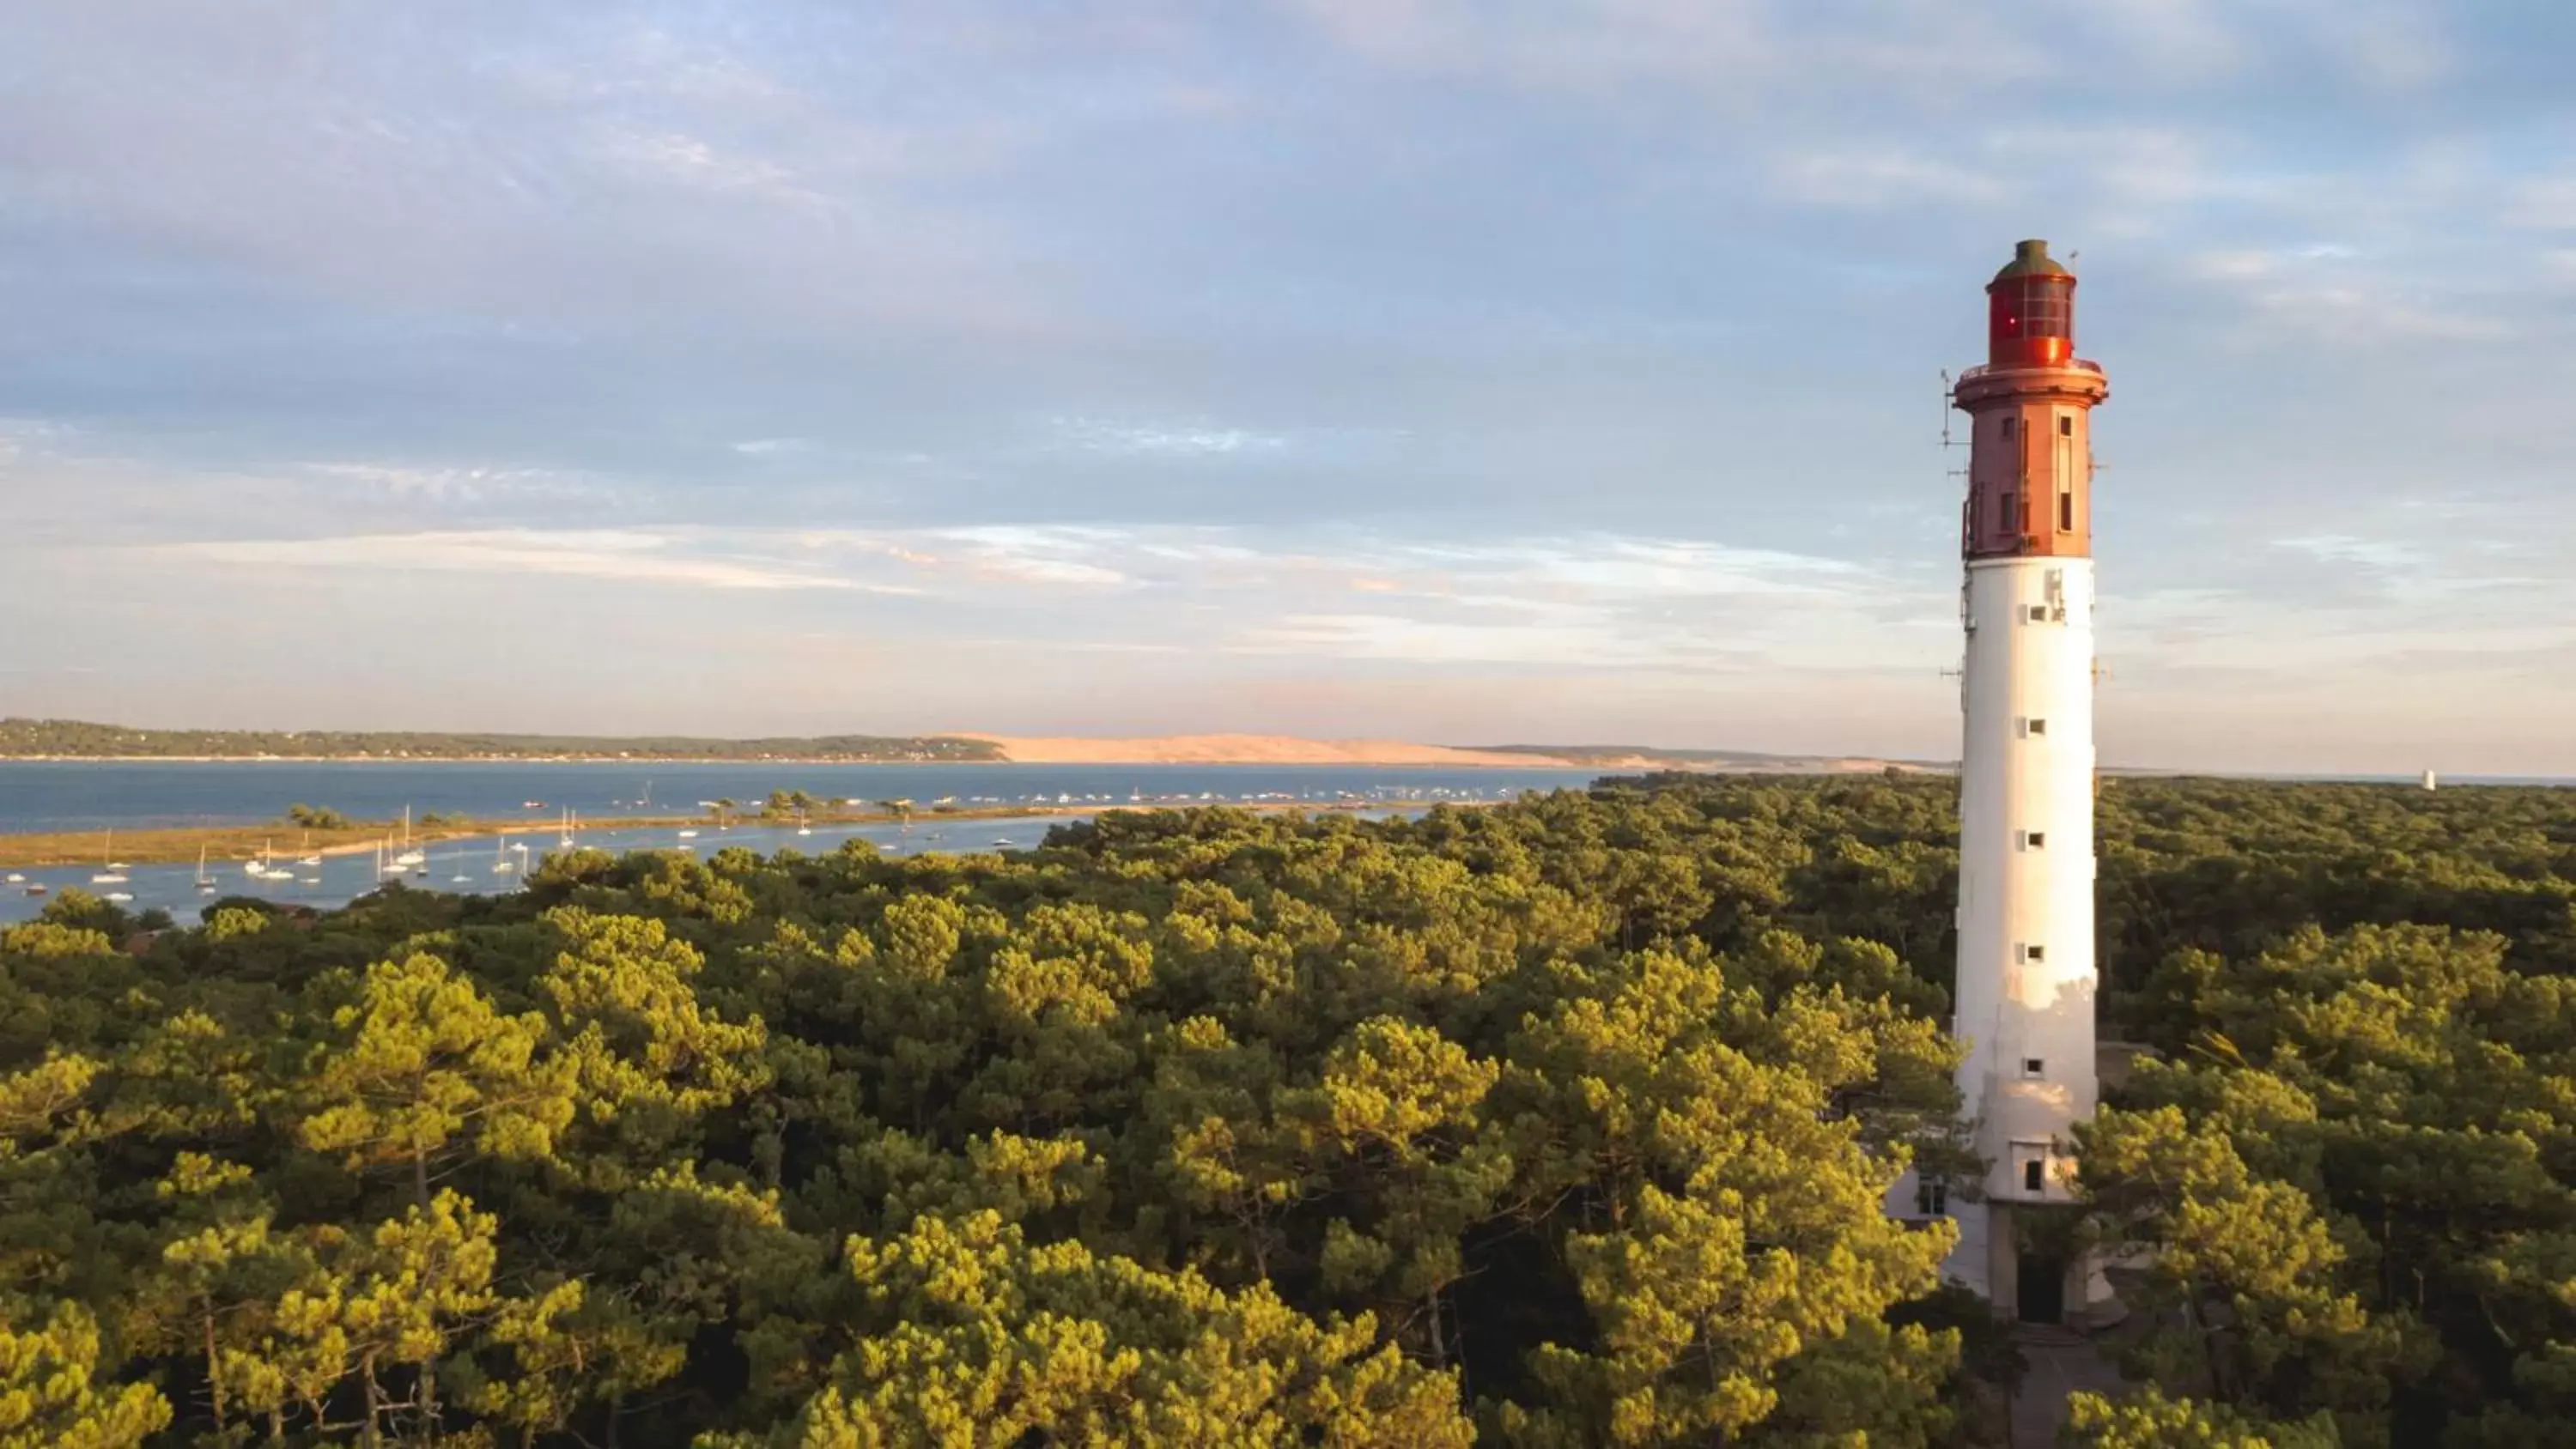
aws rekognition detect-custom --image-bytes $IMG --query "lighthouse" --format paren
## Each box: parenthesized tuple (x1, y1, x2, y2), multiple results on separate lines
(1941, 239, 2111, 1323)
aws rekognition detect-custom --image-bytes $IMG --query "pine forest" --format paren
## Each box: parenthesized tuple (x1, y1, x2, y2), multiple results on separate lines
(5, 773, 2575, 1448)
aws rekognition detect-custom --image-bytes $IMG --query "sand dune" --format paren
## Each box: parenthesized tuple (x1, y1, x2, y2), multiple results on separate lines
(965, 734, 1576, 767)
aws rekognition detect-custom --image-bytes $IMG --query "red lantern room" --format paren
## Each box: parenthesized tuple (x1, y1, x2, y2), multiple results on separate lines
(1988, 239, 2075, 369)
(1953, 239, 2108, 561)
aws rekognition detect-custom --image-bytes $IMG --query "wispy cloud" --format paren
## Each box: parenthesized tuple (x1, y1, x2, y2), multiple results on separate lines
(1769, 150, 2010, 210)
(596, 129, 812, 200)
(1277, 0, 2457, 100)
(299, 463, 603, 504)
(2183, 244, 2513, 342)
(2504, 177, 2576, 231)
(1052, 416, 1287, 457)
(143, 530, 917, 593)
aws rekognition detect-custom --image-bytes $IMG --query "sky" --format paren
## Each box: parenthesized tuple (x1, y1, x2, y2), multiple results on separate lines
(3, 2, 2573, 775)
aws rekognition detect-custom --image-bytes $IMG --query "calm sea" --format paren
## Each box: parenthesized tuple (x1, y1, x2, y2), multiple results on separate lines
(0, 761, 1598, 925)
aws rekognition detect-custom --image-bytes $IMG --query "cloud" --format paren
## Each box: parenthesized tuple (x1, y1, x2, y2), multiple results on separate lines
(0, 418, 75, 466)
(1769, 150, 2010, 210)
(143, 530, 917, 593)
(839, 524, 1935, 672)
(2182, 245, 2513, 343)
(2505, 178, 2576, 231)
(2269, 532, 2557, 604)
(1276, 0, 2456, 101)
(2272, 534, 2422, 573)
(0, 5, 1058, 347)
(1243, 611, 1658, 667)
(1052, 416, 1287, 457)
(299, 462, 601, 504)
(1277, 0, 1778, 93)
(595, 129, 814, 202)
(795, 525, 1145, 588)
(118, 518, 1931, 672)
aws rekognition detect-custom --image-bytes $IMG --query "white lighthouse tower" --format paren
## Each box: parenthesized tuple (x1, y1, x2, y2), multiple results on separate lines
(1942, 239, 2111, 1324)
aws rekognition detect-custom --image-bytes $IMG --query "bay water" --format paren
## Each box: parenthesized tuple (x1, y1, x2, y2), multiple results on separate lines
(0, 761, 1597, 925)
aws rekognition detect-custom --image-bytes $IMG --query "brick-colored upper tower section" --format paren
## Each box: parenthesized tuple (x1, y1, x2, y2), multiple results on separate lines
(1953, 239, 2109, 561)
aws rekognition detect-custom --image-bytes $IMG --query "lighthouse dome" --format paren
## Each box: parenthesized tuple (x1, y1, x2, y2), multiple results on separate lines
(1991, 239, 2072, 282)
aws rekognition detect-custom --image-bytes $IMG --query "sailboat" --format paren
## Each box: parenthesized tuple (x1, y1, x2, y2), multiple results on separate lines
(92, 831, 129, 884)
(450, 847, 471, 884)
(244, 840, 293, 881)
(558, 806, 575, 849)
(379, 837, 407, 878)
(392, 807, 426, 869)
(295, 831, 321, 868)
(196, 846, 216, 894)
(491, 836, 516, 874)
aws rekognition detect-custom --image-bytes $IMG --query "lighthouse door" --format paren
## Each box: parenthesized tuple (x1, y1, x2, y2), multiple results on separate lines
(2016, 1252, 2066, 1324)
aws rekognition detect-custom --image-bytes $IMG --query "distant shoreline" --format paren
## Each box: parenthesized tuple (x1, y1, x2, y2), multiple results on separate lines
(0, 718, 1914, 771)
(0, 754, 1601, 768)
(0, 751, 1915, 772)
(2, 755, 975, 766)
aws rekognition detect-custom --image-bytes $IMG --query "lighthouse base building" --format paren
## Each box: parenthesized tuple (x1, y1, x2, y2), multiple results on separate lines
(1891, 239, 2120, 1326)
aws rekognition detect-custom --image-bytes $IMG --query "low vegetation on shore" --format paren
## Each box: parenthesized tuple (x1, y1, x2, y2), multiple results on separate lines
(3, 775, 2572, 1445)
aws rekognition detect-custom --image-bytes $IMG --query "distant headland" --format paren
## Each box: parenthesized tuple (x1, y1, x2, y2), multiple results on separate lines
(0, 717, 1921, 773)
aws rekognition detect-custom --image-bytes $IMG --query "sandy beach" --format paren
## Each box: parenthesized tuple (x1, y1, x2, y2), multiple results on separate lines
(963, 735, 1576, 767)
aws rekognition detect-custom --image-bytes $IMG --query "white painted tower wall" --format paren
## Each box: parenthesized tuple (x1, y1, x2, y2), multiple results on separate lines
(1943, 555, 2100, 1302)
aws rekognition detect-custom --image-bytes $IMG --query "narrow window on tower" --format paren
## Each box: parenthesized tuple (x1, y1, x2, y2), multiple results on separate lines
(2027, 604, 2049, 622)
(2027, 831, 2046, 848)
(2000, 416, 2016, 439)
(2059, 415, 2074, 436)
(2022, 1058, 2045, 1079)
(1998, 494, 2016, 531)
(2059, 491, 2075, 531)
(2025, 1159, 2046, 1192)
